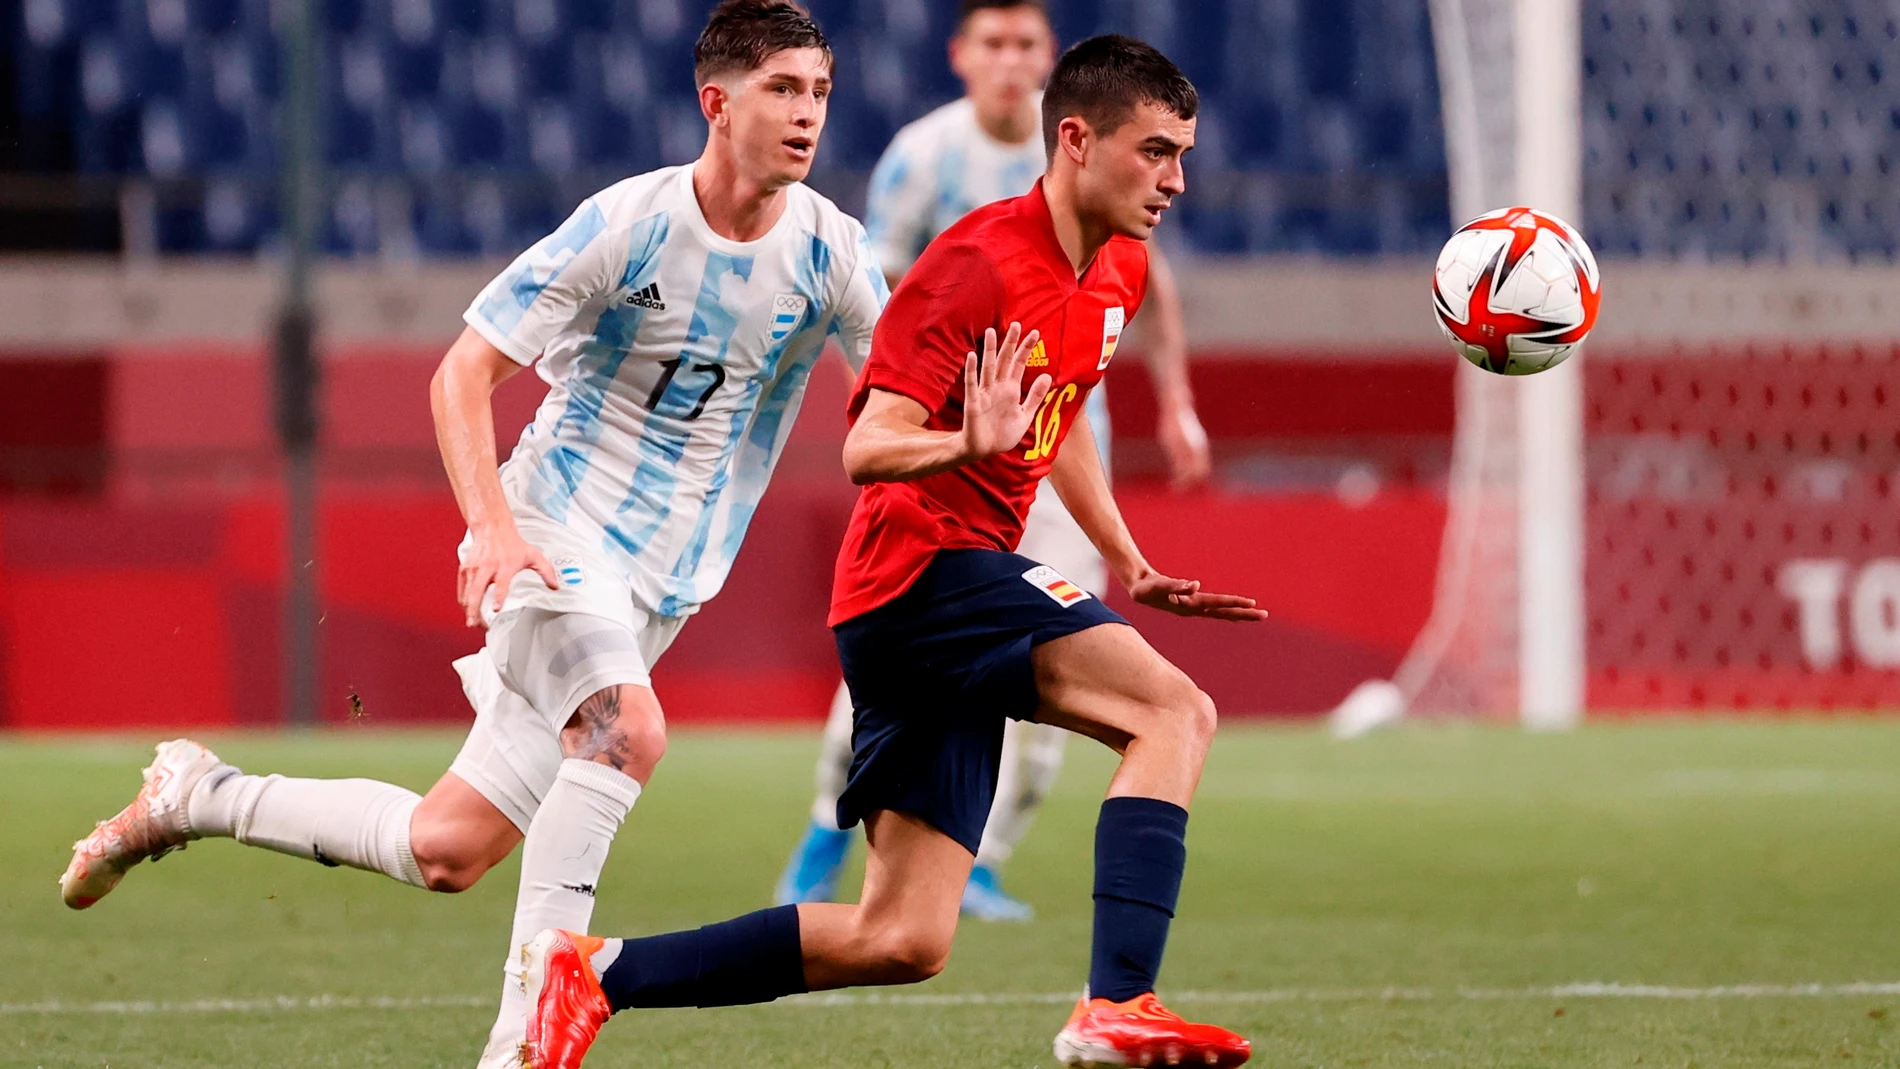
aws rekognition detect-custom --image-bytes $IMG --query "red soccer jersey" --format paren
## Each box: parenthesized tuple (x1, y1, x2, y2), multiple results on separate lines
(829, 181, 1149, 625)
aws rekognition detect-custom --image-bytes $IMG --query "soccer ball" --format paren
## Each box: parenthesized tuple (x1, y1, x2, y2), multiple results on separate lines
(1432, 206, 1601, 375)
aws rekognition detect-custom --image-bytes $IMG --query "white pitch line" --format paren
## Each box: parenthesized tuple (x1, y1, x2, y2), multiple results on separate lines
(0, 994, 489, 1016)
(792, 983, 1900, 1007)
(7, 983, 1900, 1017)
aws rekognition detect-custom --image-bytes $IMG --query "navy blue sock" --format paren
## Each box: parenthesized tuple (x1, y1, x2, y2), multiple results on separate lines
(598, 905, 807, 1010)
(1089, 797, 1189, 1003)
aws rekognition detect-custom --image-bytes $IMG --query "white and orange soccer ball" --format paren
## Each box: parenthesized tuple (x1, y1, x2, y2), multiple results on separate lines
(1432, 206, 1601, 375)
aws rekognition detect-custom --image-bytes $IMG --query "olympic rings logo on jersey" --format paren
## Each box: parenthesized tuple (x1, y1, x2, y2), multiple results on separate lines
(1099, 306, 1125, 370)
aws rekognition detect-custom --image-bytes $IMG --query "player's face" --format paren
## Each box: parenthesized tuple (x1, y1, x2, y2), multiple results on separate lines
(718, 47, 833, 187)
(1078, 103, 1195, 240)
(950, 8, 1056, 120)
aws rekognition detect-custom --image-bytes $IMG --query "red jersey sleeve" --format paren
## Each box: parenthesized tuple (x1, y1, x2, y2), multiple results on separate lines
(847, 242, 1006, 420)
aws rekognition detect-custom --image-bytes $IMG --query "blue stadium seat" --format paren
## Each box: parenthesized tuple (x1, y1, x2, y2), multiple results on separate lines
(324, 101, 381, 167)
(186, 0, 246, 35)
(327, 176, 380, 255)
(61, 0, 124, 38)
(1359, 101, 1417, 172)
(435, 0, 491, 37)
(573, 102, 662, 173)
(565, 0, 614, 36)
(1165, 2, 1229, 96)
(1178, 198, 1249, 255)
(1227, 99, 1288, 170)
(388, 41, 444, 101)
(201, 178, 267, 252)
(323, 0, 368, 37)
(641, 36, 699, 100)
(156, 202, 210, 253)
(16, 0, 1483, 254)
(414, 190, 476, 255)
(518, 40, 573, 99)
(123, 42, 190, 105)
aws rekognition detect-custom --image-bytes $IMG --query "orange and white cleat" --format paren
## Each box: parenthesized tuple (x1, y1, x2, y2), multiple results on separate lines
(1053, 992, 1252, 1068)
(60, 738, 223, 910)
(519, 929, 613, 1069)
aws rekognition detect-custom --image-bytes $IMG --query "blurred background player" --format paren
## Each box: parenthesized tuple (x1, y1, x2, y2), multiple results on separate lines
(56, 2, 883, 1066)
(514, 37, 1261, 1069)
(775, 0, 1210, 922)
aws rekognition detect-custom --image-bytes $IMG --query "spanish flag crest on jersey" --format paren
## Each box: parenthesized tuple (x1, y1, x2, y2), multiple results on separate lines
(1098, 306, 1125, 370)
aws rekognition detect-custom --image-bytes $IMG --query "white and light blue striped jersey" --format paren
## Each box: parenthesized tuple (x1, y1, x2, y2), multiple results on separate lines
(865, 96, 1110, 467)
(464, 164, 888, 618)
(865, 97, 1048, 278)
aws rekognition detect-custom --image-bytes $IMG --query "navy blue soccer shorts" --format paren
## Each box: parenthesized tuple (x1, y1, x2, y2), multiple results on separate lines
(832, 548, 1128, 854)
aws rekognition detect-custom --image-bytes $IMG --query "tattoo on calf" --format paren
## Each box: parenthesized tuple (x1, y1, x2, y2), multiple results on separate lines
(566, 687, 640, 771)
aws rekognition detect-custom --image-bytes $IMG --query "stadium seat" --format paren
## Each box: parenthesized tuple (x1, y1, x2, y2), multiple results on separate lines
(14, 0, 1492, 254)
(200, 177, 266, 252)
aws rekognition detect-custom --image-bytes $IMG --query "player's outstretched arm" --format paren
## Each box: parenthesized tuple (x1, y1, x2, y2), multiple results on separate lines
(1137, 246, 1212, 488)
(431, 327, 560, 627)
(1048, 412, 1266, 623)
(842, 322, 1052, 484)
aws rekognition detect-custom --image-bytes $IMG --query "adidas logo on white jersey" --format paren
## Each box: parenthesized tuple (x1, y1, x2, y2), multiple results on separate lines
(625, 282, 665, 310)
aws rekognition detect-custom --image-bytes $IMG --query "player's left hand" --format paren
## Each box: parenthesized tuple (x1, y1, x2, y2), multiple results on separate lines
(1157, 400, 1212, 489)
(1129, 573, 1268, 622)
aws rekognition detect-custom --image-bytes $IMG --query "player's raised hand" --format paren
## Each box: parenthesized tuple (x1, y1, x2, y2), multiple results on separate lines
(961, 322, 1053, 459)
(1129, 572, 1269, 622)
(457, 522, 560, 628)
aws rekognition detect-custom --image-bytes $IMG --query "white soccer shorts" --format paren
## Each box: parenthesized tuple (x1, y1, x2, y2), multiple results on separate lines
(447, 519, 685, 833)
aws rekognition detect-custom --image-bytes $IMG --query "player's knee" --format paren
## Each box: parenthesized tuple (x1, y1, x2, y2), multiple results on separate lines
(1184, 686, 1219, 748)
(615, 714, 669, 770)
(408, 828, 489, 894)
(851, 914, 952, 984)
(871, 928, 952, 984)
(560, 692, 668, 779)
(1139, 678, 1217, 757)
(415, 858, 482, 894)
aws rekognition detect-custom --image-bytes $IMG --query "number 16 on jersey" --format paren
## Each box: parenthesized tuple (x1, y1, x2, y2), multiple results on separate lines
(1024, 383, 1079, 461)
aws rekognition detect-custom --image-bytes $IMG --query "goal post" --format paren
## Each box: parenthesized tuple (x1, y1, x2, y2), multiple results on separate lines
(1335, 0, 1585, 733)
(1513, 0, 1586, 730)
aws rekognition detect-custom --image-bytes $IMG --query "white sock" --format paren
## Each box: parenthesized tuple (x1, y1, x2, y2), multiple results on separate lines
(483, 759, 642, 1057)
(809, 681, 856, 830)
(975, 721, 1069, 870)
(190, 768, 425, 888)
(589, 939, 623, 976)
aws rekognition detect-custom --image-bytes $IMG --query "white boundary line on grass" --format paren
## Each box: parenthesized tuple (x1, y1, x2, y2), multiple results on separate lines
(7, 983, 1900, 1016)
(0, 994, 492, 1016)
(792, 983, 1900, 1007)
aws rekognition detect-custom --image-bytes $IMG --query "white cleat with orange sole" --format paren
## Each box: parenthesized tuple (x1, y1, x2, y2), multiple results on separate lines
(60, 738, 224, 909)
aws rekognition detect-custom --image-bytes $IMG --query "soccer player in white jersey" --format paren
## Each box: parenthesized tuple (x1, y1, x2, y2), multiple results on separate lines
(57, 3, 882, 1065)
(774, 0, 1211, 922)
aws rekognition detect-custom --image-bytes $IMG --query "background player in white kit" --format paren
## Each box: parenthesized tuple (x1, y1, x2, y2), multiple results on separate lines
(774, 0, 1210, 922)
(57, 3, 881, 1065)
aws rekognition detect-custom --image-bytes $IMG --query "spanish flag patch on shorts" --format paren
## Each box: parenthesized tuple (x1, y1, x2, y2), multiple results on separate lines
(1022, 564, 1091, 606)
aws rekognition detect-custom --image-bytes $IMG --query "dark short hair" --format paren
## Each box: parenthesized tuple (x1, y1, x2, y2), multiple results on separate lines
(958, 0, 1049, 26)
(693, 0, 833, 88)
(1041, 35, 1199, 157)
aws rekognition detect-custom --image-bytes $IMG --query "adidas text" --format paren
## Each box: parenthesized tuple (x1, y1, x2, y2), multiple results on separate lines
(625, 283, 665, 310)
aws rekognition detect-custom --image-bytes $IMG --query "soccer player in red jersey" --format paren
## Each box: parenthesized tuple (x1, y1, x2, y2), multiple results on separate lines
(514, 37, 1264, 1069)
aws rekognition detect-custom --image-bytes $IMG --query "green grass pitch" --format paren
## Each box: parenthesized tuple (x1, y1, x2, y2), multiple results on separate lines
(4, 720, 1900, 1068)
